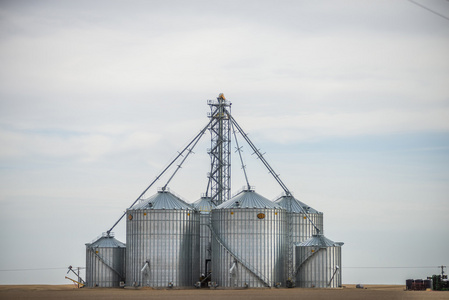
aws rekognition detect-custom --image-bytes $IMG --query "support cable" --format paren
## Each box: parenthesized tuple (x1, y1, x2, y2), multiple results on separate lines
(229, 115, 321, 235)
(408, 0, 449, 21)
(161, 127, 205, 191)
(106, 112, 218, 235)
(230, 120, 251, 190)
(229, 115, 291, 196)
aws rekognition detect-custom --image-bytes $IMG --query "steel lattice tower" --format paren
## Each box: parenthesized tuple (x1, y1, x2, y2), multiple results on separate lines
(207, 94, 231, 205)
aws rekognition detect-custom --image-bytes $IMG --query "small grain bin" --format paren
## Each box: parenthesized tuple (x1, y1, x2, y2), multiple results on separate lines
(126, 189, 200, 287)
(211, 189, 287, 288)
(192, 196, 216, 277)
(295, 234, 343, 288)
(85, 233, 126, 287)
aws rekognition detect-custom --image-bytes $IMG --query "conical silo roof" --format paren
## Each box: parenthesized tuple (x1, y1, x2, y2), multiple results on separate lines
(131, 190, 195, 210)
(193, 196, 216, 214)
(297, 234, 343, 247)
(216, 189, 282, 209)
(275, 195, 320, 214)
(86, 233, 126, 248)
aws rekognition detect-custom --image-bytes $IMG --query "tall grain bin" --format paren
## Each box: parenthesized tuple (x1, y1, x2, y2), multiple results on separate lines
(192, 196, 216, 277)
(211, 189, 286, 288)
(295, 234, 343, 288)
(85, 233, 126, 287)
(275, 196, 323, 242)
(126, 189, 200, 287)
(275, 195, 323, 282)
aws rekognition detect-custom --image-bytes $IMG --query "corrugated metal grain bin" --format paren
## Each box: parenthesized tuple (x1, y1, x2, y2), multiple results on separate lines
(295, 234, 343, 288)
(192, 196, 216, 277)
(275, 196, 323, 242)
(85, 233, 126, 287)
(126, 189, 200, 287)
(275, 195, 323, 282)
(211, 189, 287, 288)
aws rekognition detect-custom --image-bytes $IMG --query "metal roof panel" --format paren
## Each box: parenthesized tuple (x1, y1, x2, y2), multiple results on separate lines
(131, 190, 195, 210)
(216, 190, 282, 209)
(193, 196, 216, 213)
(275, 195, 321, 214)
(87, 235, 126, 248)
(296, 234, 341, 247)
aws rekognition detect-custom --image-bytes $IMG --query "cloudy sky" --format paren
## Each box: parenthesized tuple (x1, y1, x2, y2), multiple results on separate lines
(1, 0, 448, 285)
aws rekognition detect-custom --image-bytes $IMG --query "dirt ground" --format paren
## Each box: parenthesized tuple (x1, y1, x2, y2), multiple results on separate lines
(1, 284, 448, 300)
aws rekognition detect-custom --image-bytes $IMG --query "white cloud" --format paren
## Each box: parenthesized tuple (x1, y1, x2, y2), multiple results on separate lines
(236, 107, 449, 143)
(0, 127, 164, 163)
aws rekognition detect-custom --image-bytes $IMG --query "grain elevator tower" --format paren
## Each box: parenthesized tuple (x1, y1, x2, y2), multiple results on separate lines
(207, 93, 231, 205)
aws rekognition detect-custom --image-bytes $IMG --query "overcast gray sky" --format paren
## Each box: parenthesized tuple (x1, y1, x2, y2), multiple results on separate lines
(1, 0, 448, 285)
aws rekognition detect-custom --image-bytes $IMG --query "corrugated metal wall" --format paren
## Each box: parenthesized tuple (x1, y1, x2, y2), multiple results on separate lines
(291, 212, 324, 243)
(125, 209, 200, 287)
(211, 208, 286, 287)
(295, 245, 342, 288)
(85, 244, 126, 287)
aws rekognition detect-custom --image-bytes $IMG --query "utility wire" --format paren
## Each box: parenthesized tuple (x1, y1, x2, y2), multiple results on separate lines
(343, 266, 442, 269)
(0, 267, 70, 272)
(0, 266, 443, 271)
(408, 0, 449, 21)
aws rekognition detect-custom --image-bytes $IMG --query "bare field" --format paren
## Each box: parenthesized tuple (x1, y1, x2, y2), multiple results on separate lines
(1, 284, 448, 300)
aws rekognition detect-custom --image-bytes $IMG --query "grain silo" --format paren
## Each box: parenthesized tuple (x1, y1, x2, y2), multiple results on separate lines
(275, 196, 323, 242)
(192, 196, 216, 279)
(295, 234, 343, 288)
(125, 189, 200, 287)
(275, 195, 324, 284)
(85, 233, 126, 287)
(83, 94, 345, 290)
(210, 189, 287, 288)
